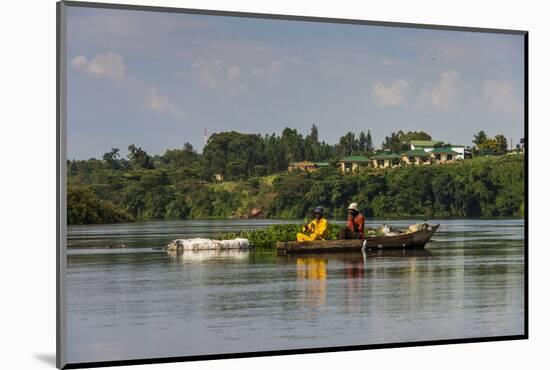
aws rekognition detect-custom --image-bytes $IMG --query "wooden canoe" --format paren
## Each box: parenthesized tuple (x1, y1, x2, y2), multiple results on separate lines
(276, 224, 439, 254)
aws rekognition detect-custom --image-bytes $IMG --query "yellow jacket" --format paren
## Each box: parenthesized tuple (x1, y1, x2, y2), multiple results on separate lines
(303, 218, 329, 240)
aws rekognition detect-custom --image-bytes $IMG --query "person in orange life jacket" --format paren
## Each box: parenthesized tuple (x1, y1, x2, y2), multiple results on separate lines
(338, 202, 365, 240)
(296, 206, 329, 241)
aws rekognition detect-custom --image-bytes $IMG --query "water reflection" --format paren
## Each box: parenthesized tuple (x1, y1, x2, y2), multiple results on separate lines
(365, 249, 433, 258)
(296, 257, 327, 280)
(295, 257, 327, 309)
(343, 254, 366, 279)
(286, 249, 432, 261)
(286, 250, 434, 312)
(166, 249, 249, 262)
(290, 250, 433, 310)
(67, 219, 524, 364)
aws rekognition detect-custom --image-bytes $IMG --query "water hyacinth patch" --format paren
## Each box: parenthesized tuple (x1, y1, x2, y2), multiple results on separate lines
(218, 223, 386, 248)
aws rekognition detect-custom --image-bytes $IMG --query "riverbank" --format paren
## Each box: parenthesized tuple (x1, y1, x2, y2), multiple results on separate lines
(68, 155, 524, 225)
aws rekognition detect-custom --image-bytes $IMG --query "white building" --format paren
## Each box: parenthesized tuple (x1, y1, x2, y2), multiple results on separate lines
(409, 140, 468, 160)
(450, 145, 466, 160)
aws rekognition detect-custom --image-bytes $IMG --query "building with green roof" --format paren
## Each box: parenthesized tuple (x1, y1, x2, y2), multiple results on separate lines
(371, 153, 401, 159)
(339, 155, 371, 173)
(430, 147, 459, 154)
(337, 142, 468, 173)
(409, 140, 444, 149)
(402, 149, 430, 157)
(409, 140, 468, 160)
(288, 160, 331, 173)
(429, 147, 460, 163)
(340, 155, 371, 162)
(401, 149, 431, 165)
(371, 153, 401, 168)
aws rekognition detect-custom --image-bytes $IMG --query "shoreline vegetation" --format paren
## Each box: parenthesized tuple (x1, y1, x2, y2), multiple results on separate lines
(67, 128, 524, 226)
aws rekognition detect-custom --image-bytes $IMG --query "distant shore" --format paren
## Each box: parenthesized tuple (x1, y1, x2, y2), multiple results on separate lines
(67, 214, 525, 227)
(67, 155, 523, 226)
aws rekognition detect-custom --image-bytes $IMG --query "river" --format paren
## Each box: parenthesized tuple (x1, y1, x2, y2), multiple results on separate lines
(66, 218, 525, 364)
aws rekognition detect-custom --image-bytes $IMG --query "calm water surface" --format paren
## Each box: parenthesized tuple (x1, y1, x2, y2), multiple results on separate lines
(67, 219, 525, 363)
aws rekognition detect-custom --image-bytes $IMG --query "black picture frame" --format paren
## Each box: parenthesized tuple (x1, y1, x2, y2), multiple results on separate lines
(56, 1, 528, 368)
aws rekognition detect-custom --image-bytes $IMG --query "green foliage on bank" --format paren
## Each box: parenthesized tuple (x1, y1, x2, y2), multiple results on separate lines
(67, 186, 133, 225)
(68, 150, 524, 224)
(271, 155, 524, 219)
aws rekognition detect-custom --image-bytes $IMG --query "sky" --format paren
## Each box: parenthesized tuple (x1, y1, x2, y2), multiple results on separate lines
(66, 6, 525, 159)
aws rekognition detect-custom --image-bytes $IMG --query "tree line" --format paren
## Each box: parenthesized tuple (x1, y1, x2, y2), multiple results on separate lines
(71, 125, 378, 183)
(67, 127, 522, 224)
(70, 126, 514, 186)
(472, 131, 509, 155)
(68, 154, 524, 224)
(73, 125, 492, 183)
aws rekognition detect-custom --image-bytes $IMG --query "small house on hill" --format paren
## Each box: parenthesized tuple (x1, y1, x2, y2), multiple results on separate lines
(447, 145, 470, 160)
(401, 149, 431, 165)
(288, 161, 329, 172)
(430, 147, 459, 163)
(371, 153, 401, 168)
(339, 156, 370, 173)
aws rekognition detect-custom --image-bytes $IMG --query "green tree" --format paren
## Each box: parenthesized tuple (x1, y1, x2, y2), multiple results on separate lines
(304, 124, 321, 161)
(478, 135, 507, 156)
(128, 144, 154, 169)
(161, 143, 197, 169)
(280, 128, 305, 164)
(165, 194, 190, 219)
(366, 130, 373, 153)
(494, 134, 508, 154)
(337, 132, 358, 156)
(203, 131, 266, 180)
(382, 132, 407, 153)
(358, 131, 368, 153)
(264, 133, 285, 173)
(68, 186, 132, 224)
(102, 148, 121, 170)
(398, 131, 432, 142)
(473, 130, 488, 146)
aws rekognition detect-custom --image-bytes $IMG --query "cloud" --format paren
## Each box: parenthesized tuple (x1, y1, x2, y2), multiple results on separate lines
(372, 79, 410, 107)
(70, 51, 126, 81)
(147, 87, 185, 119)
(417, 70, 461, 111)
(250, 61, 283, 79)
(192, 59, 286, 96)
(193, 60, 246, 96)
(482, 80, 523, 116)
(71, 51, 185, 120)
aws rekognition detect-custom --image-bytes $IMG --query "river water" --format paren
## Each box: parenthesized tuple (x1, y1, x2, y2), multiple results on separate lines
(66, 219, 525, 364)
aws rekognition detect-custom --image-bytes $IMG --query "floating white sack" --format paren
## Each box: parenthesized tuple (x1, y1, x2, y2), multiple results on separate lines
(166, 238, 250, 251)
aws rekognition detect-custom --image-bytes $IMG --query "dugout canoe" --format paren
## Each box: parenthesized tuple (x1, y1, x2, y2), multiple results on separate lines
(276, 224, 439, 254)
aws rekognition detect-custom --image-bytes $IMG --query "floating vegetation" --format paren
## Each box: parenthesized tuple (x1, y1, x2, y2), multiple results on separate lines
(219, 223, 386, 249)
(219, 224, 332, 249)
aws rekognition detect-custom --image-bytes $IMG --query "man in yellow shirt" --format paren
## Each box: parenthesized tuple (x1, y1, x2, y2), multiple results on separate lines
(297, 206, 329, 241)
